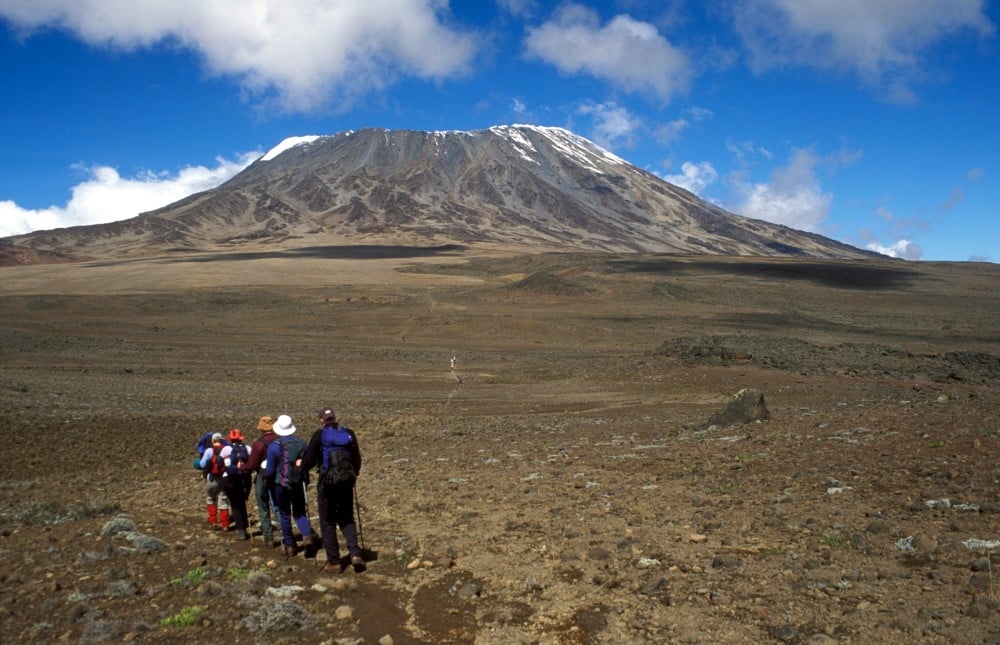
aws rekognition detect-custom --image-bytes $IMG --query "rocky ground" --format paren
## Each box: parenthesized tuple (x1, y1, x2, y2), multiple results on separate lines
(0, 251, 998, 643)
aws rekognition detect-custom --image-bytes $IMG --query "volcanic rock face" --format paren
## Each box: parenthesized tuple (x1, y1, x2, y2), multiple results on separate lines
(3, 125, 878, 261)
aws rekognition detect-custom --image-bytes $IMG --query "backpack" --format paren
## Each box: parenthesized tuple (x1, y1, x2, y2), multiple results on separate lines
(207, 445, 226, 478)
(276, 436, 307, 489)
(196, 432, 228, 455)
(227, 442, 249, 476)
(319, 427, 357, 485)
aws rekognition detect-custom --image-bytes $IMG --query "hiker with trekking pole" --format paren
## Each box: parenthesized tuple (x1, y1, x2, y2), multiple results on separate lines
(240, 415, 280, 547)
(220, 428, 253, 540)
(264, 414, 317, 558)
(302, 406, 365, 573)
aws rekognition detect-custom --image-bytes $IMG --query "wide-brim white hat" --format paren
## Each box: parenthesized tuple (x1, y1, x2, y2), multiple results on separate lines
(273, 414, 296, 436)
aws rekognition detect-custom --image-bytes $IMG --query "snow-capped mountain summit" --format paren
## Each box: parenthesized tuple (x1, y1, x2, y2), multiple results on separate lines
(2, 125, 876, 261)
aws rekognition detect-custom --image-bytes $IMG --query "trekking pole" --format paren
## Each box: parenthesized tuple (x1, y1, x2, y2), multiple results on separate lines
(354, 482, 365, 552)
(247, 490, 256, 546)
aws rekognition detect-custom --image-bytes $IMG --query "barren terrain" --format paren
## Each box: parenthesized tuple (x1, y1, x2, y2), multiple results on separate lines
(1, 249, 998, 644)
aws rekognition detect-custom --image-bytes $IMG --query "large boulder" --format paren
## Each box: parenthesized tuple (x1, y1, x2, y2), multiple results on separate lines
(704, 388, 770, 428)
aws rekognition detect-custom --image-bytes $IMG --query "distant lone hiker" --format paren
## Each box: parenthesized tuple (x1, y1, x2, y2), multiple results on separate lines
(450, 356, 457, 370)
(450, 355, 463, 385)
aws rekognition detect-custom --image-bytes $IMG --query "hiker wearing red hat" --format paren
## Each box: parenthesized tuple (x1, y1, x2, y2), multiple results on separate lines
(220, 428, 252, 540)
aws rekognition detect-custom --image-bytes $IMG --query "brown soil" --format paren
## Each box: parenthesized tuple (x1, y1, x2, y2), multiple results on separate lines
(1, 250, 998, 643)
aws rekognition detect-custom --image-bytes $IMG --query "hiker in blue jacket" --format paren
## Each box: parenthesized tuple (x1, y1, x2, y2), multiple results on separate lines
(264, 414, 315, 557)
(302, 406, 364, 572)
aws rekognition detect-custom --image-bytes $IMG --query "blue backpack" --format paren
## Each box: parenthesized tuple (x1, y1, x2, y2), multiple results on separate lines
(319, 427, 357, 485)
(196, 432, 228, 455)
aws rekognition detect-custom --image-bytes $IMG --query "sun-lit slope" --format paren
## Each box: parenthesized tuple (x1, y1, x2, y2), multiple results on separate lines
(2, 126, 878, 262)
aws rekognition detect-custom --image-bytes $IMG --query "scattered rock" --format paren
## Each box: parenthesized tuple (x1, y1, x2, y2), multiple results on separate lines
(703, 388, 770, 428)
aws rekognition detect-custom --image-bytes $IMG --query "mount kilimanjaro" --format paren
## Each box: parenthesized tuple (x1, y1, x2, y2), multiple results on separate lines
(2, 125, 878, 263)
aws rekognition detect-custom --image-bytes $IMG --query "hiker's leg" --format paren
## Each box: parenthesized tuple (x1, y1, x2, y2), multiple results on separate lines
(254, 474, 273, 541)
(272, 486, 294, 546)
(335, 483, 362, 559)
(223, 477, 248, 536)
(205, 477, 220, 527)
(317, 483, 340, 563)
(218, 488, 230, 530)
(291, 485, 313, 538)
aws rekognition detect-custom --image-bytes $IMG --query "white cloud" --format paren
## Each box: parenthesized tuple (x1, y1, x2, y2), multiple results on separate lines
(732, 0, 995, 100)
(576, 102, 641, 148)
(654, 118, 689, 144)
(0, 153, 257, 237)
(0, 0, 479, 112)
(731, 149, 831, 231)
(866, 238, 923, 260)
(663, 161, 718, 195)
(525, 3, 691, 101)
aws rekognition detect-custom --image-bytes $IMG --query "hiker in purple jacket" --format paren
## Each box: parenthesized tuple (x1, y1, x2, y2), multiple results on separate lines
(302, 406, 364, 572)
(263, 414, 315, 557)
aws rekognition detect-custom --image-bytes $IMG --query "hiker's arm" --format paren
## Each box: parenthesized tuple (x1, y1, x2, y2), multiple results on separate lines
(198, 448, 212, 470)
(348, 428, 362, 475)
(242, 440, 263, 472)
(262, 442, 278, 479)
(301, 430, 322, 471)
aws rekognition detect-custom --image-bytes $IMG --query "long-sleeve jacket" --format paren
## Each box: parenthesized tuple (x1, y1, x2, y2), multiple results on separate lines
(240, 431, 276, 474)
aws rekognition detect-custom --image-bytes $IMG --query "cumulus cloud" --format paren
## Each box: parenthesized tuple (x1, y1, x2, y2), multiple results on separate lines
(732, 0, 995, 100)
(0, 153, 257, 237)
(866, 238, 923, 260)
(731, 149, 832, 231)
(654, 107, 712, 145)
(576, 102, 642, 149)
(0, 0, 479, 112)
(663, 162, 719, 195)
(525, 3, 691, 101)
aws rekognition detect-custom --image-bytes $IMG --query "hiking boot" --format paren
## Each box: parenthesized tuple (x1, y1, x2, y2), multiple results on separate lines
(351, 554, 365, 567)
(283, 544, 296, 557)
(235, 529, 248, 540)
(322, 562, 344, 574)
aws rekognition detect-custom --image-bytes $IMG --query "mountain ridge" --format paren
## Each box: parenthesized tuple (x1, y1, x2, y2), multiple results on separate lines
(1, 125, 881, 263)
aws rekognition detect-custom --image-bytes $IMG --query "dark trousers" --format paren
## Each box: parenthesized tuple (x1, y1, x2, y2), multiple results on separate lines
(318, 481, 361, 560)
(253, 473, 275, 539)
(221, 474, 252, 531)
(272, 483, 313, 546)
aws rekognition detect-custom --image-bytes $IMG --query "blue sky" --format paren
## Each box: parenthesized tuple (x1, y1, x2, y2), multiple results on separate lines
(1, 1, 997, 262)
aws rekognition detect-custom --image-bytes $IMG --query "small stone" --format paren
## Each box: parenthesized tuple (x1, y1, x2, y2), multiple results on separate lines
(970, 558, 991, 572)
(407, 558, 422, 570)
(806, 635, 838, 644)
(912, 533, 938, 553)
(335, 605, 353, 620)
(711, 554, 742, 569)
(688, 533, 707, 543)
(774, 625, 798, 641)
(379, 636, 394, 645)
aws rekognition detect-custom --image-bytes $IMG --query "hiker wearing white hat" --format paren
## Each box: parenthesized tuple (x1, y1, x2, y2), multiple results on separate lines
(263, 414, 316, 556)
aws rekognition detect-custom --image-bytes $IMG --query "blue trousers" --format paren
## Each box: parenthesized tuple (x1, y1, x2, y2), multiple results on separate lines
(272, 482, 313, 546)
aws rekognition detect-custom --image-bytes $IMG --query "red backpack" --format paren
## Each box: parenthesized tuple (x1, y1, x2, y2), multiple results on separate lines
(208, 445, 226, 477)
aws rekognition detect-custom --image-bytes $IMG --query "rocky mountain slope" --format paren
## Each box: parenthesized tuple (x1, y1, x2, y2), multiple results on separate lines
(2, 125, 879, 262)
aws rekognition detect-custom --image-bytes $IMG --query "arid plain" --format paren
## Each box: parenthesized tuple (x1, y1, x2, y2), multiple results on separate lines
(1, 248, 998, 643)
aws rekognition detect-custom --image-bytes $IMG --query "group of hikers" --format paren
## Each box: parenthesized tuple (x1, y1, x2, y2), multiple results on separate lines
(195, 406, 365, 573)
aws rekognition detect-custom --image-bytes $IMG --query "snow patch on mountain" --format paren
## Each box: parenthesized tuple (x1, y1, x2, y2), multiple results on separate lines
(260, 135, 325, 162)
